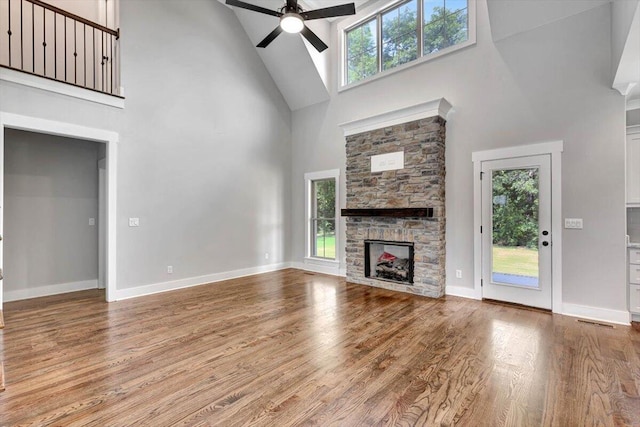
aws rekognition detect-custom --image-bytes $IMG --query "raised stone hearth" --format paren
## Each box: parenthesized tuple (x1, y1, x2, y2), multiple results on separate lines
(340, 99, 449, 298)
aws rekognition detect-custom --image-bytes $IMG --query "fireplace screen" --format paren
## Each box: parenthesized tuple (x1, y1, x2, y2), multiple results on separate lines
(364, 240, 414, 285)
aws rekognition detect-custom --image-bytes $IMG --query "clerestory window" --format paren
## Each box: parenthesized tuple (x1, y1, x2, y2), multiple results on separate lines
(344, 0, 474, 87)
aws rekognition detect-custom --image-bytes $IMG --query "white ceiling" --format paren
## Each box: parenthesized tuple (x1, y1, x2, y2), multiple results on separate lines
(486, 0, 610, 42)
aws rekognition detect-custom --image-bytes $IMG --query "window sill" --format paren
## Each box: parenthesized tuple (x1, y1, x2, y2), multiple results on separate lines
(304, 257, 340, 266)
(0, 67, 125, 109)
(301, 257, 344, 277)
(338, 38, 476, 93)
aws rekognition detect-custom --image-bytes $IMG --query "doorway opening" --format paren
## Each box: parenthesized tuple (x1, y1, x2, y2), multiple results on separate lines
(0, 112, 118, 308)
(3, 130, 105, 302)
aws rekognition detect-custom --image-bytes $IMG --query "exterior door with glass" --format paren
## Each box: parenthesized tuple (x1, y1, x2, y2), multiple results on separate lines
(481, 155, 552, 309)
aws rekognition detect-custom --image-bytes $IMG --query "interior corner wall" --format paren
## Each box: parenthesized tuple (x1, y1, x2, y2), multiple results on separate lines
(290, 0, 628, 313)
(612, 0, 640, 76)
(3, 129, 100, 298)
(0, 0, 292, 294)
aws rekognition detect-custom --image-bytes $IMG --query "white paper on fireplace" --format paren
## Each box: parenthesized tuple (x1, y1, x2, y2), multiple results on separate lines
(371, 151, 404, 172)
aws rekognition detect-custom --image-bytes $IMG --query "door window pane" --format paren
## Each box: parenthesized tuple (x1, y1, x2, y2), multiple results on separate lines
(491, 168, 539, 287)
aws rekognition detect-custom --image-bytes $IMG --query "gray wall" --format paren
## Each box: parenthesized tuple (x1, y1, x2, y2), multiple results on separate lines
(0, 0, 292, 291)
(628, 108, 640, 127)
(3, 129, 100, 294)
(291, 1, 628, 312)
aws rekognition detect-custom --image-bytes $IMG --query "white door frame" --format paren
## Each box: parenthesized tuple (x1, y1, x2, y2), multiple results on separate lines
(472, 141, 563, 313)
(0, 112, 118, 306)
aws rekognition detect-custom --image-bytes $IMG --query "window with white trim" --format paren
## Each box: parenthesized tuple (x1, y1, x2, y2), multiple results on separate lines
(344, 0, 472, 86)
(305, 170, 339, 261)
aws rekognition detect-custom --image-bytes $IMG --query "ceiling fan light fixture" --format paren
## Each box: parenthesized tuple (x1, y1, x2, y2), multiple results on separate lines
(280, 13, 304, 33)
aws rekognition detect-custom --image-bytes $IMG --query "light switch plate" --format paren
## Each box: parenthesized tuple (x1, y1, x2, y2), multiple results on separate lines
(129, 218, 140, 227)
(564, 218, 583, 229)
(89, 218, 95, 226)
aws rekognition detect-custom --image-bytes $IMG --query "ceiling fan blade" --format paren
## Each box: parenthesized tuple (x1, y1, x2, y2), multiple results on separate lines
(286, 0, 298, 11)
(300, 25, 328, 52)
(303, 3, 356, 20)
(225, 0, 282, 18)
(257, 26, 284, 48)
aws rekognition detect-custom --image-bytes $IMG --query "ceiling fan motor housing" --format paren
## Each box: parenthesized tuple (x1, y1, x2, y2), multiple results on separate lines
(280, 12, 304, 34)
(225, 0, 356, 52)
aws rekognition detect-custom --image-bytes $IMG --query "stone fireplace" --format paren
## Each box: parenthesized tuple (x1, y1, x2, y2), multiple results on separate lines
(340, 99, 450, 298)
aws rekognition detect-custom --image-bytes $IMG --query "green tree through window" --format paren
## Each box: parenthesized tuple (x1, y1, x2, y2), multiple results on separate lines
(347, 19, 377, 84)
(312, 179, 336, 259)
(382, 0, 418, 71)
(492, 169, 539, 249)
(424, 2, 468, 54)
(345, 0, 469, 85)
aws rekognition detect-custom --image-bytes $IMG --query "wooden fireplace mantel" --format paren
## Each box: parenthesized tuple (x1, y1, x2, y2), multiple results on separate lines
(341, 208, 434, 218)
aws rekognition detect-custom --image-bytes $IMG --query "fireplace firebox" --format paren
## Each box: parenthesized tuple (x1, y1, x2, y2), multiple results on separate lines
(364, 240, 414, 285)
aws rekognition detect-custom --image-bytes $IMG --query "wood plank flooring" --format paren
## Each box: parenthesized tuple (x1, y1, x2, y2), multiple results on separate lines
(0, 269, 639, 426)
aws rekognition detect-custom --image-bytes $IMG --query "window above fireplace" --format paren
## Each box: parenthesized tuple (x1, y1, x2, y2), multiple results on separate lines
(339, 0, 476, 90)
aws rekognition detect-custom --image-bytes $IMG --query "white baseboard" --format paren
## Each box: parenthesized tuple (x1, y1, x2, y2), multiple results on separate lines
(113, 262, 293, 301)
(632, 313, 640, 323)
(445, 285, 482, 300)
(562, 302, 630, 325)
(292, 260, 346, 277)
(4, 279, 99, 302)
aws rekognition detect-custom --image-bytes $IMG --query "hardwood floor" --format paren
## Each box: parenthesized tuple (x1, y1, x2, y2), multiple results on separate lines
(0, 269, 639, 426)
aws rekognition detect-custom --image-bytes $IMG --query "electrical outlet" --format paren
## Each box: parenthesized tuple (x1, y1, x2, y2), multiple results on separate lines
(167, 266, 173, 274)
(129, 218, 140, 227)
(455, 269, 462, 279)
(265, 252, 270, 260)
(564, 218, 583, 229)
(89, 218, 95, 226)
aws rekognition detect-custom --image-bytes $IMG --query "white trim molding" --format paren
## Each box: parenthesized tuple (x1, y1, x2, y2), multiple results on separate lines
(298, 258, 344, 277)
(339, 98, 452, 137)
(446, 285, 482, 300)
(1, 67, 125, 109)
(113, 263, 292, 301)
(4, 279, 98, 302)
(0, 112, 119, 305)
(562, 302, 630, 325)
(614, 82, 638, 97)
(472, 140, 564, 313)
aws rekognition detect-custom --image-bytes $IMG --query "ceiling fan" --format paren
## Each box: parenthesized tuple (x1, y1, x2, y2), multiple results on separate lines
(226, 0, 356, 52)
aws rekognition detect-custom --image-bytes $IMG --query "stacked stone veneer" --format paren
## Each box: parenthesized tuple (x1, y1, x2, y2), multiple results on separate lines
(345, 116, 446, 298)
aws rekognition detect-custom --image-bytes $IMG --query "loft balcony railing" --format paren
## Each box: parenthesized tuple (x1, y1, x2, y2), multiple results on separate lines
(0, 0, 121, 97)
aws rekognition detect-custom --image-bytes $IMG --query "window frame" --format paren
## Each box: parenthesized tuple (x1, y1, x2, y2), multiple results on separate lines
(304, 169, 340, 263)
(339, 0, 476, 90)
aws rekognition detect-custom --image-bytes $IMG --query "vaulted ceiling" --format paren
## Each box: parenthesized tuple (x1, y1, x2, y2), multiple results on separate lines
(222, 0, 640, 110)
(219, 0, 368, 111)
